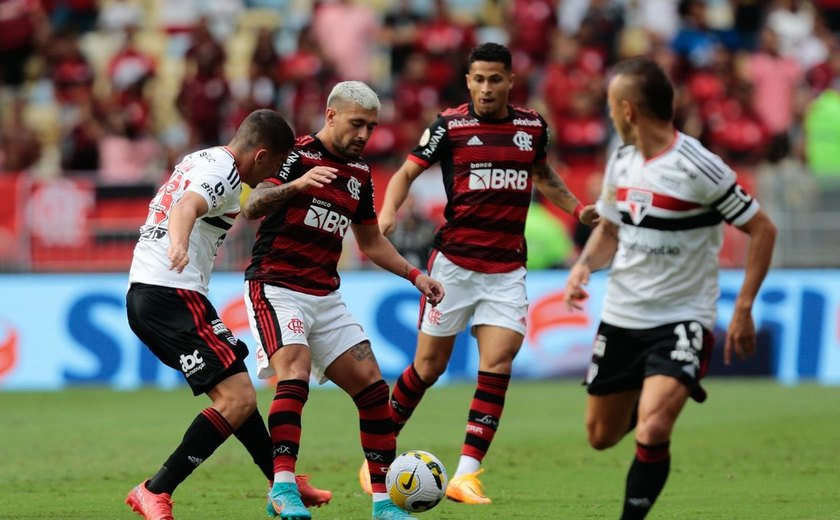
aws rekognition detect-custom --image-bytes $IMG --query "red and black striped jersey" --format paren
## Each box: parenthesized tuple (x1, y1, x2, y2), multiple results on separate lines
(245, 135, 377, 295)
(408, 103, 549, 273)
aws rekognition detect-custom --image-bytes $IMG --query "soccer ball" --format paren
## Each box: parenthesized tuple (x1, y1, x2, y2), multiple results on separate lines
(385, 450, 448, 513)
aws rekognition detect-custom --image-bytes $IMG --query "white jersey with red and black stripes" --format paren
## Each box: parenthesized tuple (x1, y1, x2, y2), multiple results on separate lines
(408, 103, 549, 274)
(129, 146, 242, 296)
(596, 131, 759, 330)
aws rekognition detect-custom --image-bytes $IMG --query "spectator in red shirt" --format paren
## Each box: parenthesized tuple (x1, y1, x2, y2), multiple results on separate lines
(414, 0, 477, 105)
(177, 19, 230, 147)
(0, 0, 47, 89)
(704, 80, 771, 167)
(49, 30, 95, 106)
(277, 25, 335, 134)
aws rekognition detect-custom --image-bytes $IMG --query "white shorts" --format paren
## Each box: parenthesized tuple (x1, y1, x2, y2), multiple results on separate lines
(420, 252, 528, 337)
(244, 281, 368, 384)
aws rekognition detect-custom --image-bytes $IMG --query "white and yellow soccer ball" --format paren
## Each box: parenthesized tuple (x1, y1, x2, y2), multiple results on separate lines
(385, 450, 448, 513)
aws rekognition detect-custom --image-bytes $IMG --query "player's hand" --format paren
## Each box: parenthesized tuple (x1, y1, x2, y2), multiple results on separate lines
(293, 166, 337, 190)
(579, 205, 600, 227)
(415, 274, 445, 306)
(379, 210, 397, 236)
(563, 263, 591, 311)
(724, 305, 757, 364)
(168, 244, 189, 273)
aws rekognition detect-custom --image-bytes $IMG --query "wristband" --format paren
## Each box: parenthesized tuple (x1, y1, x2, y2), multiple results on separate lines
(573, 203, 585, 221)
(408, 268, 421, 285)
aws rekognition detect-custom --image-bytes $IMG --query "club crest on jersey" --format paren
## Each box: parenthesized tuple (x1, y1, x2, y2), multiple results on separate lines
(627, 189, 653, 225)
(347, 176, 361, 200)
(513, 131, 533, 151)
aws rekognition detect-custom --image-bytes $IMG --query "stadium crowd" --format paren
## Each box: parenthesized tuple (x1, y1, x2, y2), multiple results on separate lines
(1, 0, 839, 269)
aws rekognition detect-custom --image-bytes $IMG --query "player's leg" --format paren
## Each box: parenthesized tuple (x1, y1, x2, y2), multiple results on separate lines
(391, 252, 475, 435)
(585, 390, 641, 450)
(445, 266, 527, 504)
(125, 284, 252, 519)
(324, 341, 413, 519)
(245, 281, 314, 519)
(445, 325, 522, 505)
(620, 375, 689, 520)
(619, 320, 711, 519)
(261, 344, 313, 519)
(391, 332, 457, 434)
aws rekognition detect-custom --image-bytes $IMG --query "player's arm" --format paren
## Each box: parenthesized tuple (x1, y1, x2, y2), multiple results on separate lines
(725, 209, 777, 364)
(167, 192, 209, 273)
(242, 166, 338, 219)
(379, 159, 426, 235)
(532, 162, 598, 226)
(351, 222, 444, 306)
(563, 219, 619, 310)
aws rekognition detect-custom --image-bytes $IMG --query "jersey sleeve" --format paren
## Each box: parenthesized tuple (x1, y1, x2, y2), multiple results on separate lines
(595, 147, 625, 225)
(692, 149, 760, 226)
(268, 149, 307, 186)
(185, 161, 239, 217)
(352, 176, 377, 224)
(408, 115, 449, 168)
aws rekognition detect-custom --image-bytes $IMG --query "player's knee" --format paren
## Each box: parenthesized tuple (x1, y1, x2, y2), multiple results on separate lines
(587, 424, 622, 450)
(636, 418, 673, 445)
(413, 359, 444, 384)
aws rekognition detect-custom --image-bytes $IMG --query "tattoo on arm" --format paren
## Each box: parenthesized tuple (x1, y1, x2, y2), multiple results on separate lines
(533, 163, 578, 211)
(244, 182, 298, 219)
(349, 341, 375, 362)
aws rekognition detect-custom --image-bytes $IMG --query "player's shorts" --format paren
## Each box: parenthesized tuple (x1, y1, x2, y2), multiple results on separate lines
(419, 251, 528, 337)
(126, 282, 249, 396)
(585, 320, 713, 403)
(245, 281, 368, 384)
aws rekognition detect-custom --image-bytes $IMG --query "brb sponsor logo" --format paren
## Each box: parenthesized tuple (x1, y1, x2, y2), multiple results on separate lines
(180, 349, 205, 377)
(468, 163, 528, 191)
(304, 198, 349, 237)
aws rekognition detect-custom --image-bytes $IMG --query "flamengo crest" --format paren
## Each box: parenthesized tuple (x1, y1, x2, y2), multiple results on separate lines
(513, 131, 532, 151)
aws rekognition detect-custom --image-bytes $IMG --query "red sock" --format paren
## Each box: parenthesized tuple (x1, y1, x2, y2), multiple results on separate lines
(268, 379, 308, 474)
(462, 371, 510, 461)
(354, 379, 395, 494)
(390, 364, 431, 435)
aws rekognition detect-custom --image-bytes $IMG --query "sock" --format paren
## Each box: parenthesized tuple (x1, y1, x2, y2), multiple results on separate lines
(233, 410, 273, 482)
(354, 379, 395, 495)
(621, 441, 671, 520)
(269, 379, 309, 477)
(390, 364, 432, 435)
(459, 371, 510, 470)
(454, 455, 481, 476)
(147, 407, 233, 494)
(274, 471, 296, 484)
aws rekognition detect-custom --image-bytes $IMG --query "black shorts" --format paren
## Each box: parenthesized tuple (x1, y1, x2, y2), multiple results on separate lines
(585, 320, 714, 403)
(126, 282, 249, 395)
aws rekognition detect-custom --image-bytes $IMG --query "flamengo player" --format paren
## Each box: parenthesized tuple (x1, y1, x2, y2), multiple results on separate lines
(365, 42, 597, 504)
(242, 81, 444, 520)
(124, 109, 330, 520)
(564, 57, 776, 519)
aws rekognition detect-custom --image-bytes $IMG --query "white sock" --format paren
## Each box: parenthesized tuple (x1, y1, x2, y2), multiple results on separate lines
(372, 492, 389, 503)
(454, 455, 481, 477)
(273, 471, 296, 484)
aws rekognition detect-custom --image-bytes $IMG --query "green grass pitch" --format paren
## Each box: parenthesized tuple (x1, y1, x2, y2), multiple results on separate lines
(1, 379, 839, 519)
